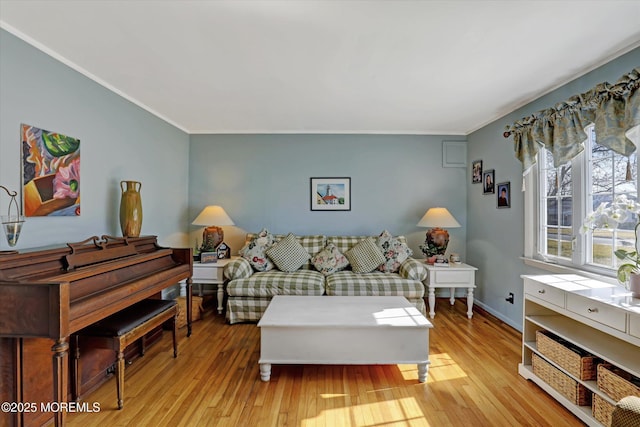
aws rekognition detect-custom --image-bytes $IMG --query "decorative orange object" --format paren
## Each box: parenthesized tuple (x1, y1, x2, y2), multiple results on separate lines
(201, 226, 224, 252)
(426, 227, 450, 255)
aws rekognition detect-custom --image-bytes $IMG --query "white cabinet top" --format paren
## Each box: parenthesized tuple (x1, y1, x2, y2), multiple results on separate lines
(522, 274, 640, 315)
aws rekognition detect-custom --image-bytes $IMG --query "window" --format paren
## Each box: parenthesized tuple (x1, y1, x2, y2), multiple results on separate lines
(531, 125, 638, 273)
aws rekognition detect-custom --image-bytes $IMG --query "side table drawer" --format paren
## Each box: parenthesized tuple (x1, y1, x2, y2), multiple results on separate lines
(524, 280, 565, 308)
(630, 314, 640, 339)
(432, 270, 473, 284)
(192, 265, 224, 282)
(566, 293, 626, 332)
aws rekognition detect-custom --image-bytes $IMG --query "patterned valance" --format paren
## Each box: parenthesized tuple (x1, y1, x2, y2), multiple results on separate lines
(504, 67, 640, 173)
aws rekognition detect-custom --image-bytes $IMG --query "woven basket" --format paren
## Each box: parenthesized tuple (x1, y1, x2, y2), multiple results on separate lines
(532, 353, 592, 406)
(598, 364, 640, 402)
(593, 393, 615, 427)
(176, 296, 203, 329)
(536, 330, 598, 380)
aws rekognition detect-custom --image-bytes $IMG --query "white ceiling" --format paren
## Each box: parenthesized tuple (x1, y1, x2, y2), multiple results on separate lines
(1, 1, 640, 135)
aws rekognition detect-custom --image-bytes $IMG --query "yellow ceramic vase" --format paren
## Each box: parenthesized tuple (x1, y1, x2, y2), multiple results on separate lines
(119, 180, 142, 237)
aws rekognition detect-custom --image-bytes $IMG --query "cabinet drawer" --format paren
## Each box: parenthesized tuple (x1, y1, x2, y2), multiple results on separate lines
(524, 281, 565, 308)
(192, 266, 224, 282)
(432, 270, 473, 284)
(630, 314, 640, 339)
(566, 293, 626, 332)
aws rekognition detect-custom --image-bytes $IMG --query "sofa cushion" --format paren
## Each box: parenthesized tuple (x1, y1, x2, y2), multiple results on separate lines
(345, 238, 386, 273)
(376, 230, 413, 273)
(226, 269, 325, 298)
(239, 228, 276, 272)
(327, 236, 371, 254)
(324, 271, 425, 298)
(311, 241, 350, 276)
(266, 233, 310, 272)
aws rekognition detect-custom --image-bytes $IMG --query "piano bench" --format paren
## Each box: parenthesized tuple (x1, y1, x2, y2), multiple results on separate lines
(72, 299, 178, 409)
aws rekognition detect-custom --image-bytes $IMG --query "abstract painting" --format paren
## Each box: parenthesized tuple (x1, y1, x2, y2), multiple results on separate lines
(21, 124, 80, 216)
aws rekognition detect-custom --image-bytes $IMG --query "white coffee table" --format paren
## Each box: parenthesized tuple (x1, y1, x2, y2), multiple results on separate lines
(257, 296, 433, 382)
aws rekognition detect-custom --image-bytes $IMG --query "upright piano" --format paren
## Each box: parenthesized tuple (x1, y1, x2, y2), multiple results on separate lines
(0, 235, 192, 427)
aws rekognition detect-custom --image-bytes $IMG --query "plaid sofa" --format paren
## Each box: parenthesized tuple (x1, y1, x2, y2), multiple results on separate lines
(224, 234, 427, 324)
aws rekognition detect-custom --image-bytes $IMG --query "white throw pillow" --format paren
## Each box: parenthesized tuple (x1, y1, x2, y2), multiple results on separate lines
(239, 228, 276, 272)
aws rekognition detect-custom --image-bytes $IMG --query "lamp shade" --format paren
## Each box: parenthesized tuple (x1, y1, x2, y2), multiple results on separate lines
(192, 205, 235, 226)
(417, 207, 461, 228)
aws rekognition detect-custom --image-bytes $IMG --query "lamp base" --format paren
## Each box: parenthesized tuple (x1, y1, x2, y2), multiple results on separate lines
(420, 227, 450, 260)
(200, 226, 223, 252)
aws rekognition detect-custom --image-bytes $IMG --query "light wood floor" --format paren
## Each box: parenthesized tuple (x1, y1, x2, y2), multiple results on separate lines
(67, 298, 584, 427)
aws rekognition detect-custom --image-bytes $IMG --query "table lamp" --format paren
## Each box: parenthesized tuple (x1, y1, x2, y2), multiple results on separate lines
(1, 185, 25, 247)
(192, 205, 235, 252)
(417, 207, 460, 262)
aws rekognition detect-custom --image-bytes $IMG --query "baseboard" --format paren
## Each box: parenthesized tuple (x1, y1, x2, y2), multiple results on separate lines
(473, 300, 521, 332)
(431, 289, 522, 332)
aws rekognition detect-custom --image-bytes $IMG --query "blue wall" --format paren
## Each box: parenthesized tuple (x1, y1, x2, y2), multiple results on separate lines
(189, 134, 468, 258)
(467, 47, 640, 329)
(0, 29, 191, 250)
(3, 22, 638, 329)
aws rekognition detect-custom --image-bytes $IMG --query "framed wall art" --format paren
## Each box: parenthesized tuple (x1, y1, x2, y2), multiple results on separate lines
(21, 124, 81, 216)
(482, 169, 495, 194)
(471, 159, 483, 184)
(497, 182, 511, 208)
(310, 177, 351, 211)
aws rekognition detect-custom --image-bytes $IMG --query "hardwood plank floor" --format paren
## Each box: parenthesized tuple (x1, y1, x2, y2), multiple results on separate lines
(67, 298, 584, 426)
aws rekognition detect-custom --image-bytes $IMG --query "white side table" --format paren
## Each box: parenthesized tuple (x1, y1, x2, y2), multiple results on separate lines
(180, 257, 238, 314)
(422, 262, 477, 319)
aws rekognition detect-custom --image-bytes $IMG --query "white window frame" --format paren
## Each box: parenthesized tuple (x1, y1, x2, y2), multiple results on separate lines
(523, 129, 638, 280)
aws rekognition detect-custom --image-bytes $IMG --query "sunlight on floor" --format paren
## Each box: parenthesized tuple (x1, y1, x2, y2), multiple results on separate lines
(422, 353, 468, 382)
(302, 396, 429, 427)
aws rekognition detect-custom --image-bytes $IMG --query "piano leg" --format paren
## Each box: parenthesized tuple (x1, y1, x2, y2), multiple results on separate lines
(51, 337, 69, 427)
(186, 277, 193, 337)
(116, 350, 125, 409)
(71, 335, 80, 401)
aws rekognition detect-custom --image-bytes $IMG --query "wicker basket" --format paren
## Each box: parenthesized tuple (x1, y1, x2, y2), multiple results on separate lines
(536, 330, 598, 380)
(176, 296, 203, 328)
(532, 353, 592, 406)
(593, 393, 615, 427)
(597, 363, 640, 402)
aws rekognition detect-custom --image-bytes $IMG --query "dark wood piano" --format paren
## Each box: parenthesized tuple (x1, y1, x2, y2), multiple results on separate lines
(0, 235, 192, 427)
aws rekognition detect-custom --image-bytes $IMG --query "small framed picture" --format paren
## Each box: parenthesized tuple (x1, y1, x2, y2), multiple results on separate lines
(471, 160, 483, 184)
(483, 169, 495, 194)
(310, 177, 351, 211)
(497, 182, 511, 208)
(200, 252, 218, 264)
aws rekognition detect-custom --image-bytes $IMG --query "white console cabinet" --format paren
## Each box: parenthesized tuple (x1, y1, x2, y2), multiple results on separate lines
(519, 274, 640, 426)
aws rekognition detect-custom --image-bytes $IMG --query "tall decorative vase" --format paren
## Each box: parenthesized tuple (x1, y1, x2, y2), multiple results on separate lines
(119, 180, 142, 237)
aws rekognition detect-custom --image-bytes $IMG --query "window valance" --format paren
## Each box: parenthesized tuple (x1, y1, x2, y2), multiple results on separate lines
(504, 67, 640, 173)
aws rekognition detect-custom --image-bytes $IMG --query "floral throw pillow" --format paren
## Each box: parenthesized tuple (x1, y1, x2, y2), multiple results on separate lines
(311, 241, 350, 276)
(376, 230, 413, 273)
(239, 228, 276, 272)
